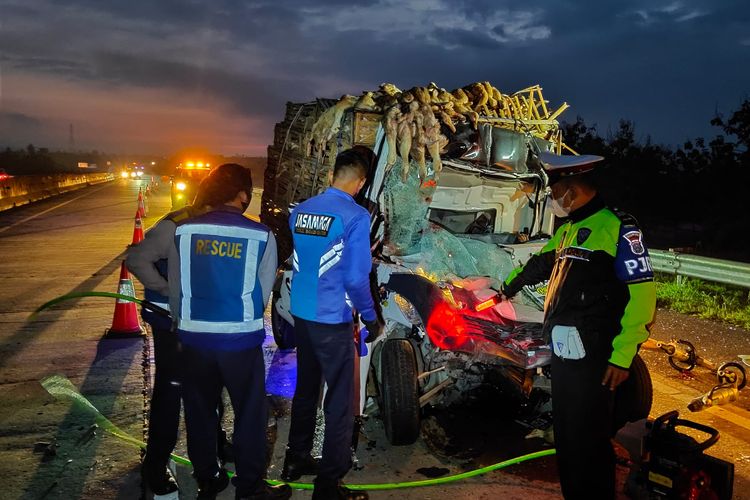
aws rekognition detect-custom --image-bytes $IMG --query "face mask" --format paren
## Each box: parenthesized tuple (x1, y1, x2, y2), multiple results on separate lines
(550, 190, 573, 218)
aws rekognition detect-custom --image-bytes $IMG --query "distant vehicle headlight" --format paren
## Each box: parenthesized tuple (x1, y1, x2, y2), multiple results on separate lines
(130, 172, 137, 178)
(175, 181, 187, 191)
(136, 171, 144, 177)
(120, 171, 129, 178)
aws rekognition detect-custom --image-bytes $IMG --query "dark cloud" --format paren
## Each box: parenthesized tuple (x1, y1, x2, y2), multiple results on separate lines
(0, 112, 46, 146)
(435, 27, 504, 50)
(91, 51, 310, 117)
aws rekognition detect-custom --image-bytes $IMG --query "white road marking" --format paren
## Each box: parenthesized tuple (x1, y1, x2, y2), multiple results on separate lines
(0, 184, 112, 234)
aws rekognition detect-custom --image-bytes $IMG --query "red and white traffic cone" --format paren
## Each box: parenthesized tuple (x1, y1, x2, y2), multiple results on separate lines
(105, 261, 143, 337)
(131, 211, 144, 245)
(137, 188, 148, 217)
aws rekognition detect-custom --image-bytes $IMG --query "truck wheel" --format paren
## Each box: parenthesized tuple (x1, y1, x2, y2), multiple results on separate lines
(380, 339, 421, 445)
(613, 354, 652, 433)
(271, 294, 295, 350)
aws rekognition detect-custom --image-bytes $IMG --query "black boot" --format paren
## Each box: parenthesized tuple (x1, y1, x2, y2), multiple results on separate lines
(235, 481, 292, 500)
(311, 478, 368, 500)
(280, 452, 319, 481)
(196, 469, 229, 499)
(141, 464, 178, 496)
(217, 429, 235, 464)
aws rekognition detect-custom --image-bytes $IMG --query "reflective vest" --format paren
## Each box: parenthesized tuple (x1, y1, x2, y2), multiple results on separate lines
(174, 209, 269, 348)
(503, 196, 656, 368)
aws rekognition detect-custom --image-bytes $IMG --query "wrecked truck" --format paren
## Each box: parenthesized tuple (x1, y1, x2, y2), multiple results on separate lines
(261, 82, 652, 445)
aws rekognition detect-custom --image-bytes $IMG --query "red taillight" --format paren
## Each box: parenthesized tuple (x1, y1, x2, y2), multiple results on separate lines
(426, 302, 470, 349)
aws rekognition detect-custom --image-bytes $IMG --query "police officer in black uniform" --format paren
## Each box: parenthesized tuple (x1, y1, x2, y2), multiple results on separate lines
(501, 153, 656, 499)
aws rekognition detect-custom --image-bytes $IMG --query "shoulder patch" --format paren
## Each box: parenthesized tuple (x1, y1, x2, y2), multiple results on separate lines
(622, 230, 646, 255)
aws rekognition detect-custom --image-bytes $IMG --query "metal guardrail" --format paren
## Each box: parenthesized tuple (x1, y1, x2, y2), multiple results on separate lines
(650, 249, 750, 289)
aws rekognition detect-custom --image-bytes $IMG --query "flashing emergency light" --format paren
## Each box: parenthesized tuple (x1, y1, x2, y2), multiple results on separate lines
(120, 171, 129, 179)
(130, 172, 137, 178)
(136, 171, 144, 177)
(196, 161, 204, 167)
(175, 181, 187, 191)
(186, 162, 195, 168)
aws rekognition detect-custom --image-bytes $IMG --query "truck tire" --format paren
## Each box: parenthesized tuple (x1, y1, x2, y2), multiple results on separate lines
(380, 339, 421, 445)
(613, 354, 652, 433)
(271, 294, 295, 350)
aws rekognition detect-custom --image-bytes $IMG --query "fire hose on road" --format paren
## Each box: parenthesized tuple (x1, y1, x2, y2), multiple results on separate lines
(40, 374, 555, 491)
(32, 292, 557, 491)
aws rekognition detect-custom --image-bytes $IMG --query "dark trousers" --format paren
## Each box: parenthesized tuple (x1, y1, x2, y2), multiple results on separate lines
(143, 327, 181, 472)
(288, 317, 355, 480)
(551, 349, 615, 499)
(181, 344, 267, 495)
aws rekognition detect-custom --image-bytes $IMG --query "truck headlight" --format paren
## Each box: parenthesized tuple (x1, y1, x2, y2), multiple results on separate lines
(175, 181, 187, 191)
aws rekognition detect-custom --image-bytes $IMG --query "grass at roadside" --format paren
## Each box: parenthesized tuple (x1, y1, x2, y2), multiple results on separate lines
(655, 274, 750, 329)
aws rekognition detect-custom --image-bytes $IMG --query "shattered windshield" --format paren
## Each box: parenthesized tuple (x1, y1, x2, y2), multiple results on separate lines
(383, 160, 516, 284)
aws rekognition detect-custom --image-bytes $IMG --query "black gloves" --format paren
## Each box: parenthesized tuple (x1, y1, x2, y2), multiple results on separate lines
(501, 282, 517, 300)
(362, 317, 384, 343)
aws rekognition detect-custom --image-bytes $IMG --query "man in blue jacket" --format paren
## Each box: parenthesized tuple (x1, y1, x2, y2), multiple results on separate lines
(282, 148, 383, 500)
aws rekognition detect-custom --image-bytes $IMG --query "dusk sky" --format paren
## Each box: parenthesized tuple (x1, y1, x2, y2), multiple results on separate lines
(1, 0, 748, 156)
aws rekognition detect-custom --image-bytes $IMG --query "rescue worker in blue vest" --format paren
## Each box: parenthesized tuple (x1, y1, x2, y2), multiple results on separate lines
(282, 148, 383, 500)
(127, 207, 190, 497)
(129, 164, 290, 500)
(127, 190, 234, 496)
(174, 164, 291, 500)
(500, 153, 656, 499)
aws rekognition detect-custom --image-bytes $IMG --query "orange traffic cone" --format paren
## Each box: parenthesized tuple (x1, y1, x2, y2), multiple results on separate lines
(131, 211, 144, 245)
(105, 261, 143, 337)
(137, 188, 148, 217)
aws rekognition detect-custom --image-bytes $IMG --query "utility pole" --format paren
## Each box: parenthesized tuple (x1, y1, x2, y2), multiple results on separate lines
(68, 123, 75, 151)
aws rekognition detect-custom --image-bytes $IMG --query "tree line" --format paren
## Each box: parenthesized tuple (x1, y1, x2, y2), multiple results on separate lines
(0, 145, 109, 174)
(562, 99, 750, 262)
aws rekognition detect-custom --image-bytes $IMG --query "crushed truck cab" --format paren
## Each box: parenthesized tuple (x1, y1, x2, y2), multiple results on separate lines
(262, 81, 652, 445)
